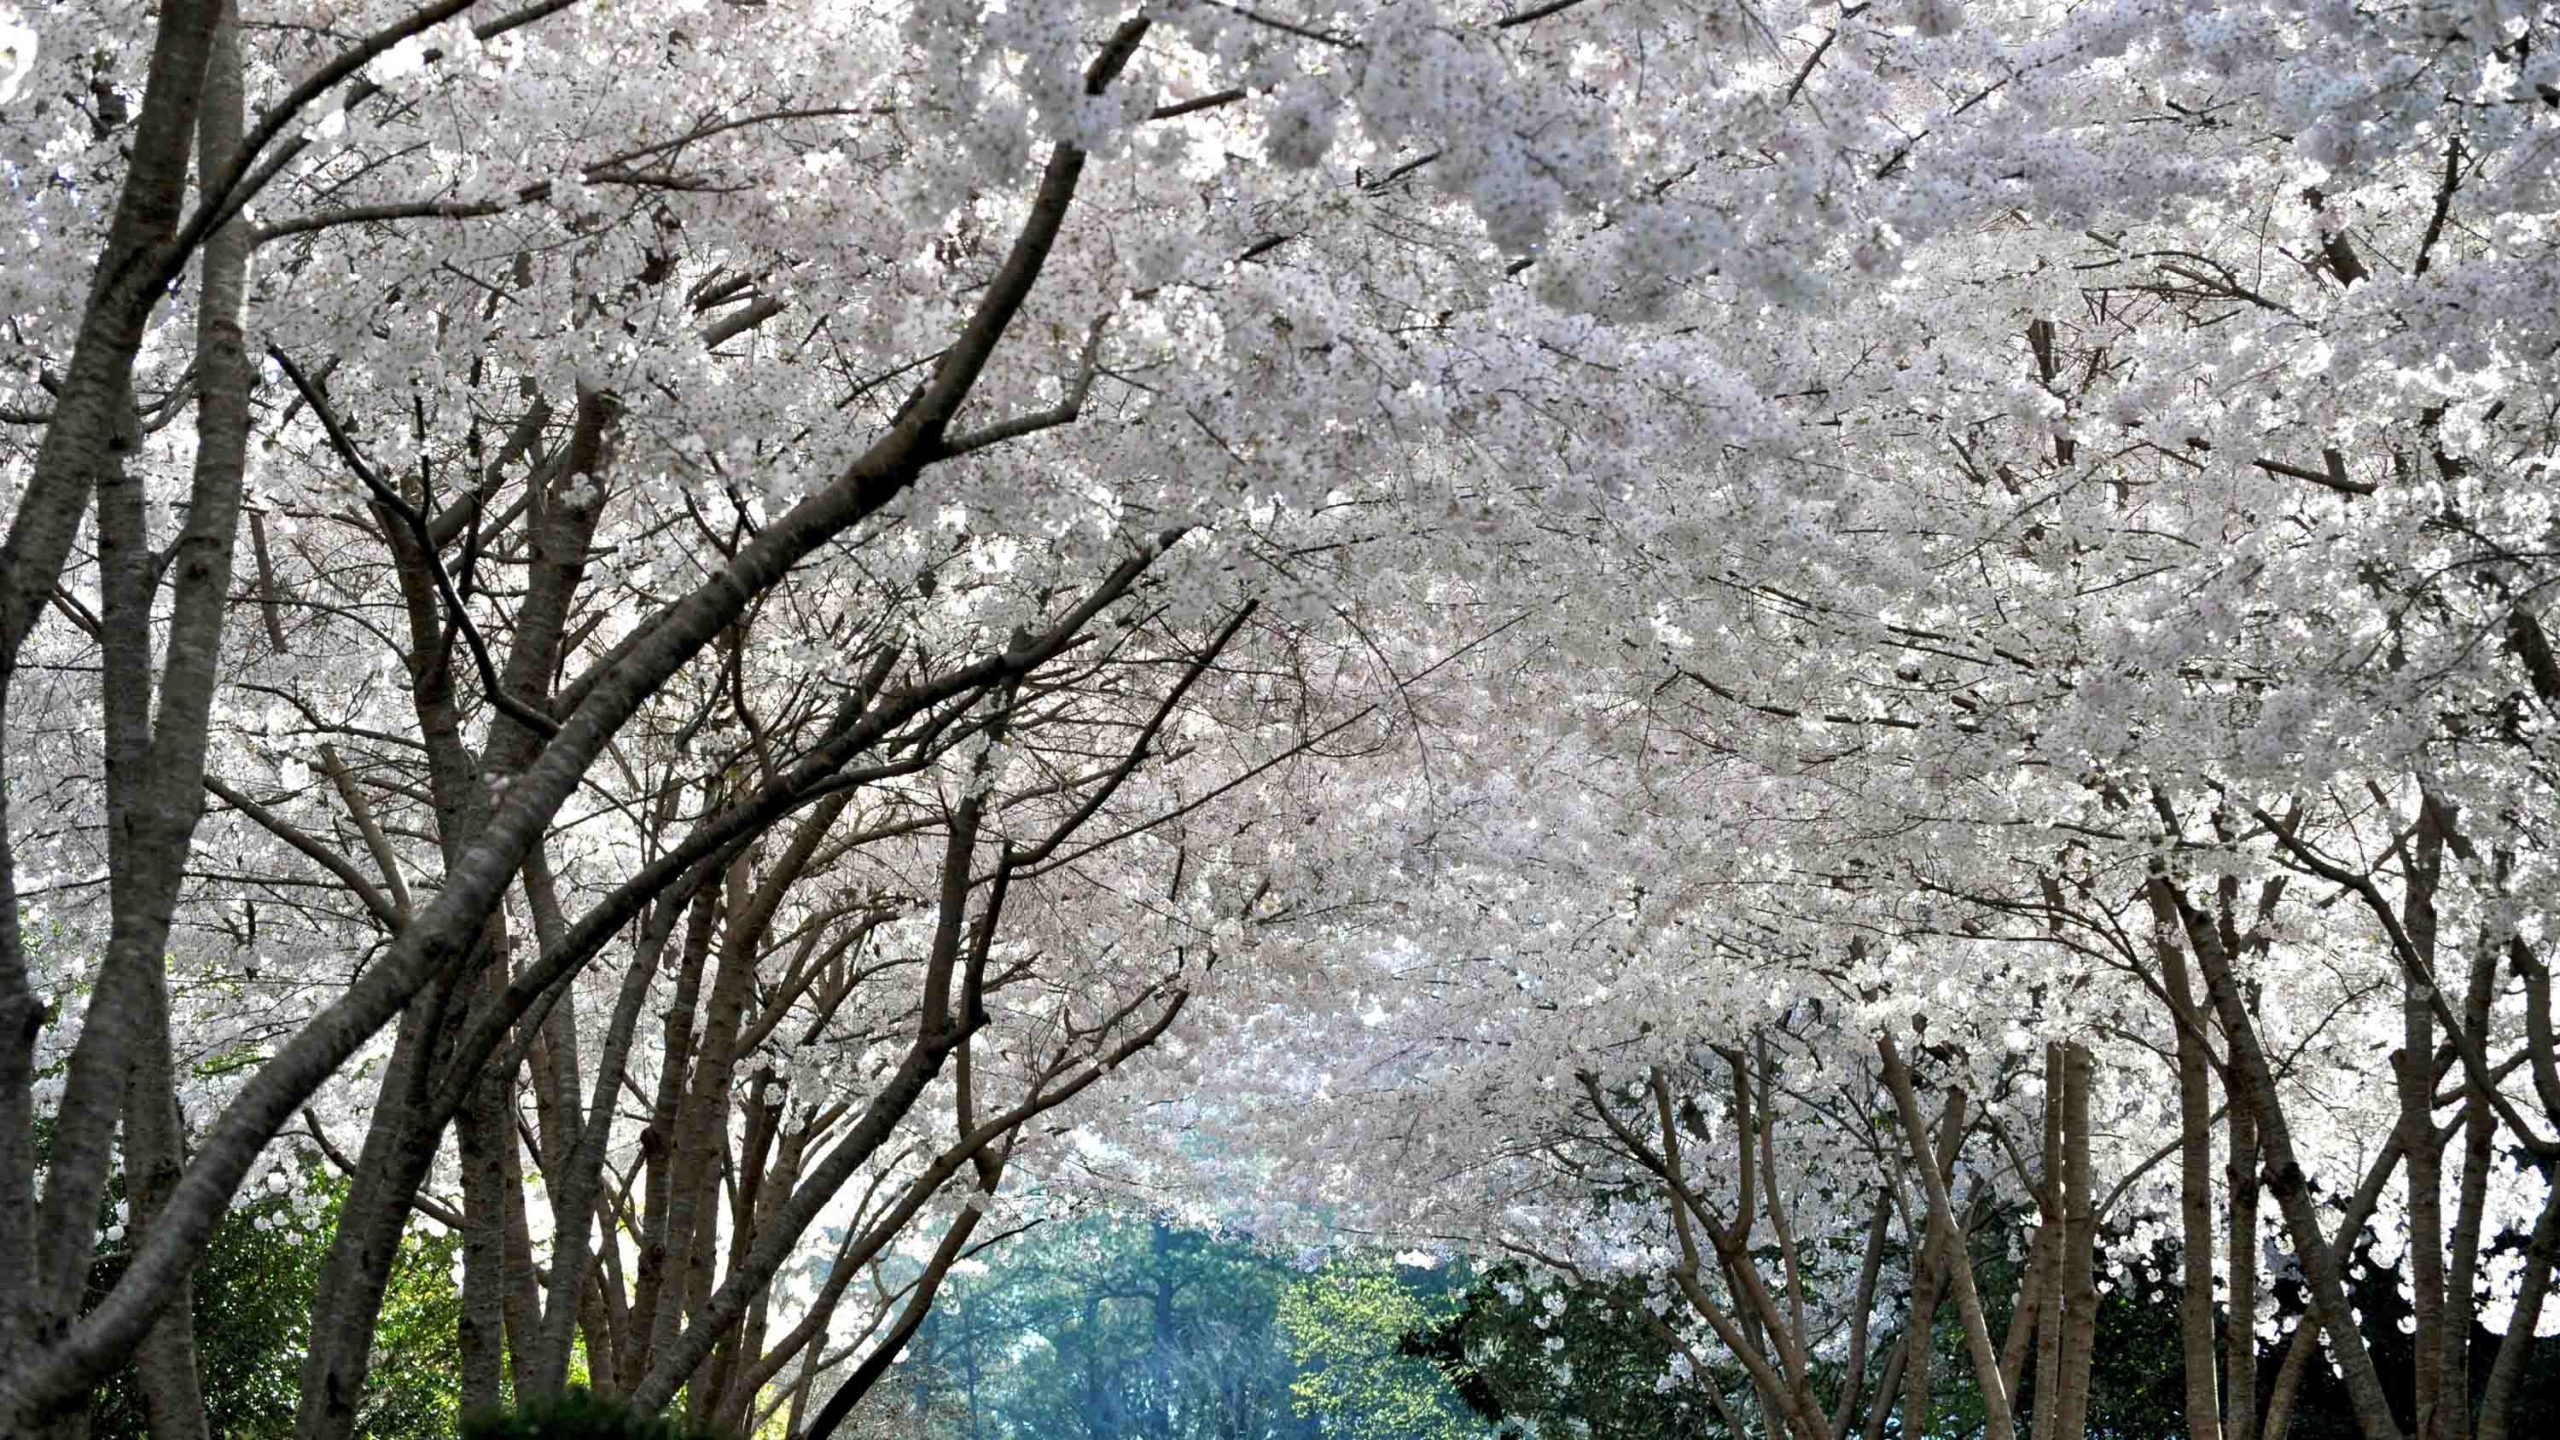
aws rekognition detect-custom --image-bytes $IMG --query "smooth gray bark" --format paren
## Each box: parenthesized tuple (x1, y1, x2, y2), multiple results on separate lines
(2165, 876, 2406, 1440)
(0, 0, 223, 1392)
(1880, 1035, 2016, 1440)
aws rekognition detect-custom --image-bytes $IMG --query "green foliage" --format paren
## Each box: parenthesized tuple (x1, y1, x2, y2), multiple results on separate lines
(1855, 1221, 2192, 1440)
(459, 1387, 733, 1440)
(1425, 1225, 2196, 1440)
(84, 1167, 467, 1440)
(1416, 1264, 1722, 1439)
(1275, 1262, 1486, 1440)
(890, 1217, 1492, 1440)
(61, 1172, 2560, 1440)
(2080, 1252, 2189, 1440)
(86, 1180, 329, 1439)
(357, 1218, 468, 1440)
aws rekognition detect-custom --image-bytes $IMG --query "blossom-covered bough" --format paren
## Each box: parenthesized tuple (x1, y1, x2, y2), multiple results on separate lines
(0, 0, 1339, 1431)
(0, 0, 2555, 1435)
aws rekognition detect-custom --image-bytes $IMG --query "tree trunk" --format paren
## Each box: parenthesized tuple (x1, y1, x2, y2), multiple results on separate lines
(532, 880, 698, 1394)
(498, 1131, 545, 1401)
(458, 1057, 513, 1416)
(2227, 1061, 2261, 1440)
(125, 982, 210, 1440)
(121, 8, 249, 1433)
(2032, 1042, 2067, 1440)
(2401, 798, 2447, 1440)
(2049, 1042, 2099, 1440)
(2168, 878, 2405, 1440)
(624, 885, 718, 1388)
(0, 0, 227, 1368)
(2440, 918, 2504, 1440)
(2474, 1179, 2560, 1440)
(1880, 1035, 2017, 1440)
(1901, 1089, 1966, 1440)
(293, 980, 460, 1440)
(2000, 1216, 2052, 1412)
(2152, 893, 2226, 1440)
(1831, 1194, 1895, 1440)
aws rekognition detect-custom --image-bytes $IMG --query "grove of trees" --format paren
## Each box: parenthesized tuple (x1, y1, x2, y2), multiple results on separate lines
(0, 0, 2556, 1435)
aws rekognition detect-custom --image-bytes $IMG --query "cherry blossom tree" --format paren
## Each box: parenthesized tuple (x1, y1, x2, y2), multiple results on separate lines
(0, 0, 2555, 1433)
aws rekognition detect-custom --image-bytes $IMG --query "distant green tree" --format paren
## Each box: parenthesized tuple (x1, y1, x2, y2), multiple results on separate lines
(912, 1216, 1321, 1440)
(1275, 1262, 1486, 1440)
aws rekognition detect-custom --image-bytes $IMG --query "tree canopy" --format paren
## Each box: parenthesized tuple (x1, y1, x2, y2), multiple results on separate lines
(0, 0, 2557, 1436)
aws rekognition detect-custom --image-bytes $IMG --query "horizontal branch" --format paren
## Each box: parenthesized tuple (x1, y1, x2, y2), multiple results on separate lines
(2253, 449, 2374, 497)
(203, 775, 406, 932)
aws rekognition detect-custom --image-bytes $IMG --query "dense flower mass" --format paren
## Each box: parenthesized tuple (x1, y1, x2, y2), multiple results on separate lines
(0, 0, 2556, 1435)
